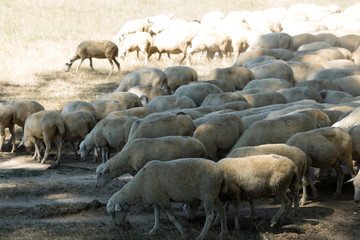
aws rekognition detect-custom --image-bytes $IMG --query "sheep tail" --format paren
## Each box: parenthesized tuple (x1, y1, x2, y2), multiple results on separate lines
(11, 110, 17, 124)
(56, 119, 66, 136)
(221, 171, 229, 194)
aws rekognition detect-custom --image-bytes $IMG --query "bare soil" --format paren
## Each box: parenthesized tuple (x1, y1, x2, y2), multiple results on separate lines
(1, 144, 360, 240)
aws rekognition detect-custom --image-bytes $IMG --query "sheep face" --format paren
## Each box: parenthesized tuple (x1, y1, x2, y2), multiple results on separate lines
(64, 60, 73, 72)
(110, 203, 128, 226)
(79, 141, 90, 159)
(95, 165, 111, 189)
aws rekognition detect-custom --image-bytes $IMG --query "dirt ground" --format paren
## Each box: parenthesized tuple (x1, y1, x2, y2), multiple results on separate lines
(1, 144, 360, 240)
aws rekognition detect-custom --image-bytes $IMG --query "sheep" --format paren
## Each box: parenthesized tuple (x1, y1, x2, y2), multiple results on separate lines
(292, 33, 317, 51)
(124, 113, 195, 148)
(200, 92, 247, 107)
(193, 114, 244, 160)
(145, 95, 196, 112)
(118, 32, 152, 66)
(64, 40, 120, 76)
(250, 60, 295, 85)
(288, 61, 324, 83)
(337, 34, 360, 52)
(242, 55, 277, 69)
(79, 116, 138, 163)
(106, 158, 229, 240)
(115, 19, 151, 41)
(242, 78, 292, 92)
(319, 90, 353, 104)
(174, 82, 223, 107)
(247, 32, 294, 51)
(127, 86, 168, 105)
(217, 155, 299, 231)
(96, 136, 207, 188)
(232, 48, 280, 67)
(146, 13, 175, 35)
(320, 59, 355, 69)
(7, 100, 45, 128)
(348, 124, 360, 170)
(61, 111, 97, 159)
(332, 106, 360, 131)
(200, 79, 236, 92)
(295, 78, 339, 92)
(332, 75, 360, 96)
(186, 28, 232, 63)
(346, 171, 360, 203)
(105, 107, 154, 119)
(0, 104, 17, 152)
(227, 144, 311, 207)
(286, 127, 356, 199)
(21, 110, 65, 165)
(230, 113, 320, 152)
(207, 67, 255, 90)
(60, 100, 96, 119)
(277, 87, 323, 103)
(89, 100, 127, 121)
(306, 66, 360, 81)
(240, 91, 287, 108)
(115, 67, 170, 94)
(163, 66, 198, 93)
(298, 41, 333, 51)
(97, 92, 143, 109)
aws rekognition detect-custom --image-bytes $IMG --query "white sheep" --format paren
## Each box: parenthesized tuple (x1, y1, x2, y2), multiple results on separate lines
(232, 48, 280, 67)
(127, 86, 168, 105)
(0, 104, 17, 152)
(118, 32, 153, 66)
(60, 100, 96, 119)
(7, 100, 45, 128)
(286, 127, 356, 199)
(227, 144, 310, 207)
(89, 99, 127, 121)
(250, 60, 295, 85)
(247, 32, 294, 51)
(193, 114, 244, 160)
(146, 95, 196, 112)
(105, 107, 154, 119)
(218, 155, 299, 231)
(240, 91, 287, 108)
(115, 67, 170, 94)
(124, 113, 195, 148)
(61, 111, 97, 159)
(277, 87, 323, 103)
(115, 19, 151, 40)
(79, 116, 138, 163)
(96, 135, 207, 188)
(242, 78, 292, 92)
(21, 110, 65, 165)
(200, 92, 248, 107)
(332, 106, 360, 131)
(346, 171, 360, 203)
(106, 158, 229, 240)
(97, 92, 143, 109)
(201, 79, 236, 92)
(64, 40, 120, 76)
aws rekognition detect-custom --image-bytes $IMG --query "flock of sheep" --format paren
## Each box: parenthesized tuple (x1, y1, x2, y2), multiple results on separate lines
(2, 2, 360, 239)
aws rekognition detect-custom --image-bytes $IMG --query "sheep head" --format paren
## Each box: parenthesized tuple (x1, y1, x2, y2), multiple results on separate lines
(95, 165, 111, 189)
(64, 59, 73, 72)
(107, 202, 129, 226)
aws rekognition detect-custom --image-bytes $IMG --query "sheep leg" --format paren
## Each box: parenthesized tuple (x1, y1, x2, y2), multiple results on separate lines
(76, 58, 85, 73)
(124, 52, 129, 67)
(143, 52, 148, 65)
(113, 57, 120, 73)
(55, 135, 62, 165)
(41, 139, 52, 164)
(196, 200, 215, 240)
(343, 153, 356, 178)
(306, 165, 319, 200)
(9, 125, 16, 153)
(70, 140, 79, 159)
(89, 58, 95, 72)
(271, 192, 290, 227)
(162, 206, 186, 236)
(249, 199, 256, 220)
(213, 197, 228, 239)
(332, 162, 344, 199)
(107, 59, 114, 76)
(101, 146, 107, 163)
(0, 129, 5, 151)
(149, 205, 160, 235)
(33, 140, 42, 161)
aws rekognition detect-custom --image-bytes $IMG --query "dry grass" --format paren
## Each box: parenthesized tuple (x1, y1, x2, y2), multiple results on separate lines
(1, 0, 359, 110)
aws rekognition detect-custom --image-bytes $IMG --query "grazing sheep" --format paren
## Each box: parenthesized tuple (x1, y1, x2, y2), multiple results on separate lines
(288, 61, 324, 83)
(242, 78, 292, 92)
(240, 91, 287, 108)
(106, 158, 229, 240)
(218, 155, 299, 231)
(193, 114, 244, 160)
(306, 66, 360, 81)
(61, 111, 97, 159)
(295, 78, 339, 92)
(227, 144, 310, 207)
(200, 92, 247, 107)
(127, 86, 168, 105)
(7, 100, 45, 128)
(292, 33, 317, 51)
(248, 32, 294, 51)
(118, 32, 152, 66)
(286, 127, 356, 199)
(79, 116, 138, 163)
(337, 34, 360, 52)
(164, 66, 198, 93)
(90, 100, 127, 121)
(277, 87, 323, 103)
(0, 104, 17, 152)
(105, 107, 154, 119)
(96, 136, 207, 188)
(124, 113, 195, 148)
(250, 60, 295, 85)
(174, 83, 223, 107)
(200, 79, 236, 92)
(64, 40, 120, 76)
(332, 106, 360, 131)
(21, 110, 65, 165)
(146, 95, 196, 112)
(98, 92, 143, 109)
(232, 48, 280, 67)
(230, 113, 320, 152)
(346, 171, 360, 203)
(332, 75, 360, 96)
(319, 90, 353, 104)
(61, 100, 96, 119)
(207, 67, 255, 90)
(115, 67, 170, 94)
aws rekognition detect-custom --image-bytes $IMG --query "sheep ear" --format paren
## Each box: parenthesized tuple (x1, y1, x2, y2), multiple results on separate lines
(102, 167, 109, 174)
(115, 203, 121, 212)
(346, 177, 356, 184)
